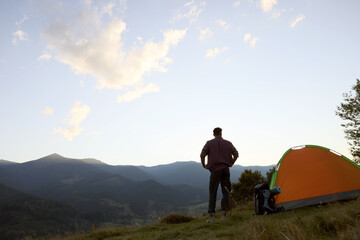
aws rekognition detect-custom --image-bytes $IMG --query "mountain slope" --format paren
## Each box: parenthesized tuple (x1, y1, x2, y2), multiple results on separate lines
(0, 154, 207, 226)
(139, 161, 275, 192)
(0, 153, 104, 191)
(0, 183, 91, 240)
(0, 159, 18, 166)
(96, 165, 153, 182)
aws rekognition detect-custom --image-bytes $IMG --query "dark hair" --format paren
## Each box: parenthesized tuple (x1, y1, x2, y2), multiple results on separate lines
(213, 127, 222, 136)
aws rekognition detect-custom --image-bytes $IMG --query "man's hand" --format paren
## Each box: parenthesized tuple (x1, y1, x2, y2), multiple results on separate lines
(201, 156, 207, 169)
(231, 156, 238, 166)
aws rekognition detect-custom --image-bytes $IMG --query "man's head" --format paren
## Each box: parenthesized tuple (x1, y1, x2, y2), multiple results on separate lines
(213, 127, 222, 137)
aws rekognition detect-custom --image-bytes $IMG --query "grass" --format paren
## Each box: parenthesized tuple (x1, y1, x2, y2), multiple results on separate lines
(64, 198, 360, 240)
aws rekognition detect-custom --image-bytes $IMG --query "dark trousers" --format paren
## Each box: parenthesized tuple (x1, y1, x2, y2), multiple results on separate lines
(208, 167, 231, 214)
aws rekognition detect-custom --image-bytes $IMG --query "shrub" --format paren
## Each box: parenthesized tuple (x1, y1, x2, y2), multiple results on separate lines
(160, 214, 194, 224)
(231, 169, 265, 205)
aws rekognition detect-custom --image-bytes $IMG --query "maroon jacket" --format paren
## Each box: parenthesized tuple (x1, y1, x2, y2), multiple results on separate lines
(200, 136, 238, 172)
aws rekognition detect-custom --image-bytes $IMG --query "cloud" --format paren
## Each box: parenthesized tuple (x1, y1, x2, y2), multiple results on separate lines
(42, 107, 54, 115)
(290, 15, 305, 28)
(259, 0, 277, 12)
(244, 33, 252, 42)
(16, 15, 28, 27)
(173, 0, 206, 24)
(244, 33, 259, 47)
(199, 27, 213, 41)
(118, 83, 159, 102)
(101, 2, 116, 17)
(12, 30, 28, 45)
(217, 19, 230, 30)
(234, 1, 241, 7)
(250, 37, 259, 47)
(42, 2, 187, 102)
(38, 51, 52, 60)
(205, 47, 229, 58)
(270, 8, 287, 19)
(54, 101, 90, 141)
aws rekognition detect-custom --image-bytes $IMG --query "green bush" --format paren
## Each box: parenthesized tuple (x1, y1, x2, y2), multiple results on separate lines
(231, 169, 265, 205)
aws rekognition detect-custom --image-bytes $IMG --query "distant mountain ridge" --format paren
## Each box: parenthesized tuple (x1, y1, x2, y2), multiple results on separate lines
(0, 154, 208, 227)
(0, 159, 18, 166)
(0, 153, 275, 235)
(0, 154, 275, 193)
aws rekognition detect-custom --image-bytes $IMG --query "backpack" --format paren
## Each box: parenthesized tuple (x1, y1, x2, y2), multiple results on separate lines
(254, 183, 281, 215)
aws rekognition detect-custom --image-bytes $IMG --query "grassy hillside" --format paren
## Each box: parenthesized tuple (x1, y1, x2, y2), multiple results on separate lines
(64, 197, 360, 240)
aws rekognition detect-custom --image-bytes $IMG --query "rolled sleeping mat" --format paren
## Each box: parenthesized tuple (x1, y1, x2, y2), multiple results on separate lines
(270, 186, 281, 196)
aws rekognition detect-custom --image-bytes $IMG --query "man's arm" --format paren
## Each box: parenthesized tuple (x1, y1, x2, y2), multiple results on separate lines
(201, 156, 207, 169)
(230, 143, 239, 166)
(231, 156, 238, 166)
(200, 142, 209, 169)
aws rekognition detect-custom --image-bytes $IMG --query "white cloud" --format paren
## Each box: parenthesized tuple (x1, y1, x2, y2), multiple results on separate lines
(250, 37, 259, 47)
(217, 19, 230, 30)
(199, 27, 213, 41)
(244, 33, 259, 47)
(290, 15, 305, 28)
(173, 0, 206, 24)
(234, 1, 241, 7)
(259, 0, 277, 12)
(42, 107, 54, 115)
(42, 2, 187, 102)
(54, 101, 90, 141)
(244, 33, 252, 42)
(272, 9, 281, 19)
(205, 47, 229, 58)
(271, 8, 287, 19)
(38, 51, 52, 60)
(12, 30, 28, 45)
(118, 83, 160, 102)
(101, 2, 116, 17)
(16, 15, 28, 27)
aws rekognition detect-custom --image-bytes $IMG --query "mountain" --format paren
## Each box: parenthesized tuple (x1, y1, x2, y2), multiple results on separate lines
(0, 183, 91, 240)
(0, 159, 18, 166)
(0, 153, 275, 234)
(0, 154, 207, 226)
(138, 161, 275, 192)
(96, 165, 153, 182)
(0, 153, 105, 192)
(231, 165, 276, 179)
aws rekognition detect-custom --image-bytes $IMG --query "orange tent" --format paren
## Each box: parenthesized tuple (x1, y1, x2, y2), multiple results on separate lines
(270, 145, 360, 210)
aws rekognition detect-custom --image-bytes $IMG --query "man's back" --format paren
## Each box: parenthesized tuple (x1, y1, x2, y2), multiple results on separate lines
(201, 136, 238, 172)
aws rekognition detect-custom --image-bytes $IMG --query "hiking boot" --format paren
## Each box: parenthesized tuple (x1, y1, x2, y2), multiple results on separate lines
(207, 213, 215, 223)
(221, 211, 226, 220)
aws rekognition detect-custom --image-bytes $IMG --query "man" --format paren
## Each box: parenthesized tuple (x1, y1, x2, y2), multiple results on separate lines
(200, 127, 238, 222)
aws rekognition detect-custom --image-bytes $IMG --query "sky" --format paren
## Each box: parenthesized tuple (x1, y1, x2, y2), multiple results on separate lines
(0, 0, 359, 166)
